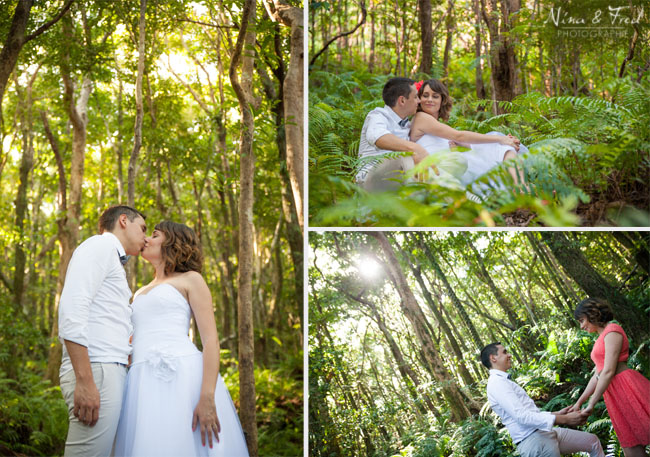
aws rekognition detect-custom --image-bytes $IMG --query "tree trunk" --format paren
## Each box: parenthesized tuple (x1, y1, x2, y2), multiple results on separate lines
(45, 12, 92, 386)
(541, 231, 649, 341)
(525, 232, 573, 314)
(368, 232, 472, 421)
(416, 234, 484, 350)
(393, 0, 404, 75)
(418, 0, 432, 75)
(339, 286, 440, 416)
(0, 1, 31, 114)
(480, 0, 521, 113)
(463, 234, 524, 329)
(229, 0, 259, 452)
(369, 6, 376, 73)
(267, 0, 304, 232)
(260, 18, 303, 314)
(610, 231, 650, 277)
(12, 68, 39, 312)
(128, 0, 146, 208)
(4, 69, 37, 378)
(473, 0, 486, 100)
(124, 0, 146, 288)
(442, 9, 455, 78)
(116, 75, 125, 201)
(409, 263, 475, 386)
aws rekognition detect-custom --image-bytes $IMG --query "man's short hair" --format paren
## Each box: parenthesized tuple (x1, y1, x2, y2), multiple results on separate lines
(382, 77, 415, 107)
(480, 342, 501, 369)
(98, 205, 145, 233)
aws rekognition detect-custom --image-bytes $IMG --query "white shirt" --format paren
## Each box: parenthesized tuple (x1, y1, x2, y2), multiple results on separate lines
(487, 369, 555, 444)
(58, 232, 133, 376)
(356, 105, 411, 183)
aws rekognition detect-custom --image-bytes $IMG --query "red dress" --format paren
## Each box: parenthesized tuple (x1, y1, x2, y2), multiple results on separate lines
(590, 323, 650, 447)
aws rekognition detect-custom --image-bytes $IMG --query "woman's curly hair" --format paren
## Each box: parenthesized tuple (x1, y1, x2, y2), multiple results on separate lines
(574, 297, 614, 327)
(417, 79, 453, 122)
(155, 221, 203, 275)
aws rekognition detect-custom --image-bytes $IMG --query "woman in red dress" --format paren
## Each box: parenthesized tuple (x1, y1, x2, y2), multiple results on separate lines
(569, 297, 650, 457)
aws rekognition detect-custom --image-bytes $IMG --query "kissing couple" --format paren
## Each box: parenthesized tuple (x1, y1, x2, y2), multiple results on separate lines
(57, 205, 249, 457)
(357, 77, 529, 195)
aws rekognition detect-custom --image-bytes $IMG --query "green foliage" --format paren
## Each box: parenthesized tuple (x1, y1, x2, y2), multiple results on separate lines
(451, 419, 514, 457)
(0, 369, 68, 456)
(226, 358, 303, 457)
(391, 433, 441, 457)
(309, 71, 650, 226)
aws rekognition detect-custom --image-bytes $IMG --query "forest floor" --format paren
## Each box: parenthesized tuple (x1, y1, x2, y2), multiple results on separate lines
(502, 180, 649, 226)
(503, 209, 537, 226)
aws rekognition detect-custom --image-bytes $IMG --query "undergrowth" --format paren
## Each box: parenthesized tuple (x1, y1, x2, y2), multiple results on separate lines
(309, 71, 650, 227)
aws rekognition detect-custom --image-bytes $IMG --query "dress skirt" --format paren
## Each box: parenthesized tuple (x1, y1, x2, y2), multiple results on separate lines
(603, 368, 650, 447)
(114, 352, 249, 457)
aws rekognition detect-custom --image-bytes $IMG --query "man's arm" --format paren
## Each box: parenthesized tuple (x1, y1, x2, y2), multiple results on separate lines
(489, 381, 555, 430)
(65, 340, 100, 426)
(375, 134, 429, 164)
(58, 238, 112, 427)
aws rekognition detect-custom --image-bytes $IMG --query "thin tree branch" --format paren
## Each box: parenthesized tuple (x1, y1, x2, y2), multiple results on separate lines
(177, 17, 237, 29)
(619, 26, 639, 78)
(24, 0, 76, 43)
(36, 234, 58, 262)
(166, 52, 212, 114)
(0, 269, 13, 293)
(309, 0, 367, 66)
(39, 110, 67, 212)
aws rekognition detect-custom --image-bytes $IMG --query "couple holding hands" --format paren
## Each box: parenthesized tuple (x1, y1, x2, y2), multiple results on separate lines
(481, 298, 650, 457)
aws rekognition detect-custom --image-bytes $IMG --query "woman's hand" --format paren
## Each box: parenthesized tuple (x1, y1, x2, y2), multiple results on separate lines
(499, 136, 520, 152)
(192, 395, 221, 448)
(567, 401, 583, 413)
(554, 405, 572, 415)
(448, 140, 472, 150)
(581, 403, 594, 416)
(507, 134, 521, 147)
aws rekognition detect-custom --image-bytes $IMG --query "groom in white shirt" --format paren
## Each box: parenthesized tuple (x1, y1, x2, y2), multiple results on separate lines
(481, 342, 604, 457)
(356, 77, 434, 191)
(58, 205, 146, 457)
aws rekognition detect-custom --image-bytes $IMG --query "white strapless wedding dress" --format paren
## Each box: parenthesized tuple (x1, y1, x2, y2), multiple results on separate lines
(415, 131, 520, 188)
(114, 283, 249, 457)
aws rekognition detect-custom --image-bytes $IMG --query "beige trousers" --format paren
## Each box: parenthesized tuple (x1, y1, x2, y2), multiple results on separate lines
(60, 363, 127, 457)
(517, 428, 605, 457)
(361, 156, 415, 192)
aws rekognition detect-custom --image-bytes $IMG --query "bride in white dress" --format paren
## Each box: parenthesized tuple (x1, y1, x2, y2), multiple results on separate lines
(409, 79, 526, 191)
(114, 221, 248, 457)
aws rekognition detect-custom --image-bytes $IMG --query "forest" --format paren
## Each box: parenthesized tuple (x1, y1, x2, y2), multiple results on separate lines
(309, 231, 650, 456)
(308, 0, 650, 227)
(0, 1, 303, 456)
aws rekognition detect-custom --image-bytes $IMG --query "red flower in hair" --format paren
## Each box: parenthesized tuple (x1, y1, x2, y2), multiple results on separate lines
(415, 80, 424, 92)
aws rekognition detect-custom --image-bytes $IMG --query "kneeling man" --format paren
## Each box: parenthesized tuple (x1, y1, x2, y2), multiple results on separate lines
(481, 342, 604, 457)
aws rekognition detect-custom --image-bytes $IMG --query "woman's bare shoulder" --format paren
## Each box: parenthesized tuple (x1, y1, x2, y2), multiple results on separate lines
(413, 111, 435, 122)
(175, 270, 206, 288)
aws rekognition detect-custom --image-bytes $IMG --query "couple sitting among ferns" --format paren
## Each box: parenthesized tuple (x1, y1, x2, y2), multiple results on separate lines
(357, 77, 528, 195)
